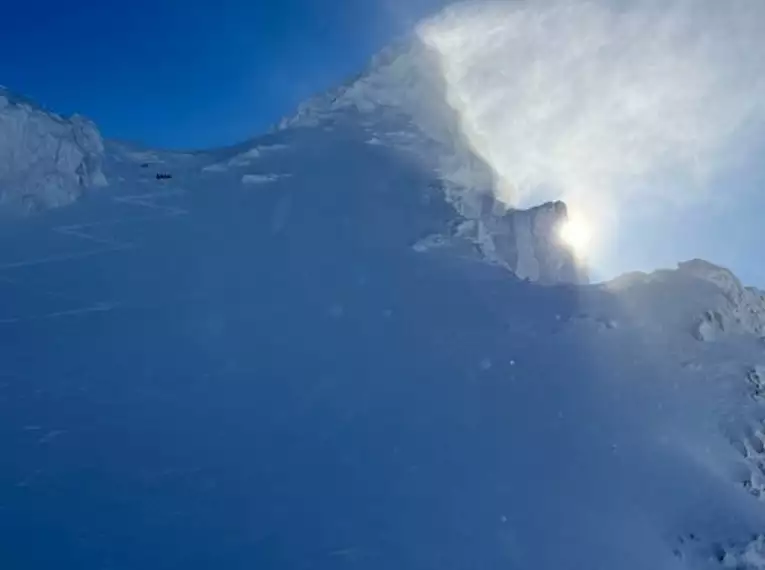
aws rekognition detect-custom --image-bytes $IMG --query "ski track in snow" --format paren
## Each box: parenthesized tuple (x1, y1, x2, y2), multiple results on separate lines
(0, 302, 121, 325)
(0, 188, 188, 324)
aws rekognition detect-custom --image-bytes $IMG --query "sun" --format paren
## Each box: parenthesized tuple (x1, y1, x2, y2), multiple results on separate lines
(558, 217, 592, 258)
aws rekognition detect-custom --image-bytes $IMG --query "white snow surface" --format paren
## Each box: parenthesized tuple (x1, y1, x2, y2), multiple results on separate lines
(241, 173, 291, 185)
(0, 87, 106, 213)
(2, 8, 765, 567)
(43, 110, 765, 568)
(202, 143, 289, 172)
(279, 38, 498, 219)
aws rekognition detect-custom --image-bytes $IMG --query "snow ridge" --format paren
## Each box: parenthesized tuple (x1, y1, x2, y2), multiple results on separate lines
(279, 37, 497, 216)
(277, 37, 590, 282)
(679, 259, 765, 340)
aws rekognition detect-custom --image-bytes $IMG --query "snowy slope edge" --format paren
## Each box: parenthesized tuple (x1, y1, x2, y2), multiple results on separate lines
(277, 36, 498, 214)
(0, 87, 107, 213)
(606, 258, 765, 341)
(276, 39, 589, 283)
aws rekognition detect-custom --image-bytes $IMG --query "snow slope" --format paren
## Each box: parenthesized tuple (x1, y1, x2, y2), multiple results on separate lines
(0, 19, 764, 570)
(278, 37, 498, 219)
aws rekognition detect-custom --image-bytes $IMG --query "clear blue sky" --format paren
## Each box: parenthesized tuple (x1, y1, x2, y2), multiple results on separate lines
(0, 0, 448, 149)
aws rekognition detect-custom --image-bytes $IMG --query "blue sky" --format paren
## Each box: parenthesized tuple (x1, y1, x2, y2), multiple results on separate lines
(0, 0, 447, 149)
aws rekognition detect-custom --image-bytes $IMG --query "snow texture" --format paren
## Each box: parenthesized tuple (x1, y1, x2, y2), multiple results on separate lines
(278, 38, 586, 284)
(279, 38, 498, 219)
(0, 106, 763, 568)
(1, 11, 765, 570)
(3, 118, 765, 567)
(680, 259, 765, 339)
(0, 87, 106, 213)
(202, 143, 289, 172)
(241, 173, 291, 185)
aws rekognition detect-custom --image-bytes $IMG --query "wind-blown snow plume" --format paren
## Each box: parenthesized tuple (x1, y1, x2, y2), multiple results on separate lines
(418, 0, 765, 251)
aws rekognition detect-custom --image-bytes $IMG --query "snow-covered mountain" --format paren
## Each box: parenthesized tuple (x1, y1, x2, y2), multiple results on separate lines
(0, 87, 106, 213)
(279, 36, 498, 216)
(2, 14, 765, 570)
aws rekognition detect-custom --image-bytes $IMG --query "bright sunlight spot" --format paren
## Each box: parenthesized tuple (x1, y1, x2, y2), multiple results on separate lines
(558, 217, 592, 258)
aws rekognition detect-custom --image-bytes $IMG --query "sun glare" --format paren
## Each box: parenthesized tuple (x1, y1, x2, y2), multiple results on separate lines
(558, 217, 592, 258)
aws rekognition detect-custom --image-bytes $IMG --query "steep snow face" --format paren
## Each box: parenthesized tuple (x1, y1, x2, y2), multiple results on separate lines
(277, 43, 584, 284)
(2, 131, 765, 568)
(1, 78, 765, 567)
(279, 38, 497, 218)
(0, 87, 106, 213)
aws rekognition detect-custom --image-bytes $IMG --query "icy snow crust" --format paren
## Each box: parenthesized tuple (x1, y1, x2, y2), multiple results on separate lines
(1, 32, 765, 570)
(0, 87, 106, 213)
